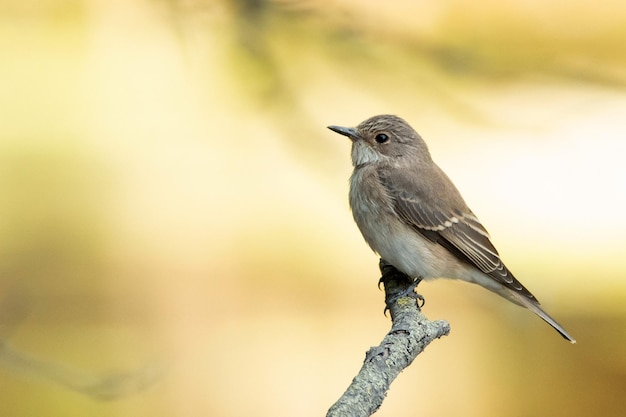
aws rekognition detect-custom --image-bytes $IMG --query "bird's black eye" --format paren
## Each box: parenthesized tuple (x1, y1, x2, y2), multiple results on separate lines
(375, 133, 389, 144)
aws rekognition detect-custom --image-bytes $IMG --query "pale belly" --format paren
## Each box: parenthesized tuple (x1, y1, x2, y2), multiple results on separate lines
(353, 202, 446, 279)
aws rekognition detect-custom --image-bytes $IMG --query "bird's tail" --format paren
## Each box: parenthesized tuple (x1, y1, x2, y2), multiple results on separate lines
(508, 290, 576, 343)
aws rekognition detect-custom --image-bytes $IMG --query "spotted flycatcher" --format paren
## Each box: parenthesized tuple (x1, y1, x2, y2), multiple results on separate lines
(328, 114, 575, 343)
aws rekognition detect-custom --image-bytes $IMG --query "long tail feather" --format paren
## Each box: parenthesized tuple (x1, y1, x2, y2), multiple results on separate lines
(509, 291, 576, 343)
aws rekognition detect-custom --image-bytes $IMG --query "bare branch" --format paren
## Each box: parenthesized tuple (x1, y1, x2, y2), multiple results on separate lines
(326, 260, 450, 417)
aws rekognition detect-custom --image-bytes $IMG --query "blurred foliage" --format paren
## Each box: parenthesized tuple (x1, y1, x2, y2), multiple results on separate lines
(163, 0, 626, 91)
(159, 0, 626, 162)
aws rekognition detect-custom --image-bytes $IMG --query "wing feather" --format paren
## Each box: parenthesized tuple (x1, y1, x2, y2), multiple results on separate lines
(379, 166, 535, 299)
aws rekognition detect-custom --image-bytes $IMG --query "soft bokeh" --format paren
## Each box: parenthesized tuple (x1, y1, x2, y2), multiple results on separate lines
(1, 0, 625, 416)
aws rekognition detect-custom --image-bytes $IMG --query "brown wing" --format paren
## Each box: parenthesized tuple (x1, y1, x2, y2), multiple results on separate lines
(378, 164, 537, 300)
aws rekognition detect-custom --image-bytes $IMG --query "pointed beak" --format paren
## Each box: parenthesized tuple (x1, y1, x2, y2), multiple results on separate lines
(327, 125, 358, 140)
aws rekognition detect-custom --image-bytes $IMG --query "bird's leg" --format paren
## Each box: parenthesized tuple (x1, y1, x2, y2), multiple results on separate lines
(378, 259, 425, 314)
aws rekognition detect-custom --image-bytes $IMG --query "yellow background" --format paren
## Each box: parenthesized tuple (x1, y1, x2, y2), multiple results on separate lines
(1, 0, 625, 416)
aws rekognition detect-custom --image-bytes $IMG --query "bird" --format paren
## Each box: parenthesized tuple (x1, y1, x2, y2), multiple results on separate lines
(327, 114, 575, 343)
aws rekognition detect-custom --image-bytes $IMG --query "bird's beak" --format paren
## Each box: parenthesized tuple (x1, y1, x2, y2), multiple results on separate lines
(327, 125, 358, 140)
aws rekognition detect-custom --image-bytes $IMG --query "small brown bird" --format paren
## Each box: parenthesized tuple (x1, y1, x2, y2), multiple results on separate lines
(328, 115, 575, 343)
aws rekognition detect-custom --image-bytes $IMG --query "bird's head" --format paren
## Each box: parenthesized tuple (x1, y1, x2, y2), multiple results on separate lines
(328, 115, 431, 167)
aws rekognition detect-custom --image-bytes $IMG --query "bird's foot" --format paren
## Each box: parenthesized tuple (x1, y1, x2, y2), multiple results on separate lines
(378, 259, 425, 313)
(380, 278, 425, 315)
(384, 279, 425, 313)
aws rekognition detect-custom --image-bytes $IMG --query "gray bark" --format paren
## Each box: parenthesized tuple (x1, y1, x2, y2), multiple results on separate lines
(326, 260, 450, 417)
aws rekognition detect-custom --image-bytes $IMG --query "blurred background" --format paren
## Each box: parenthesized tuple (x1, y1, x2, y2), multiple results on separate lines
(1, 0, 625, 415)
